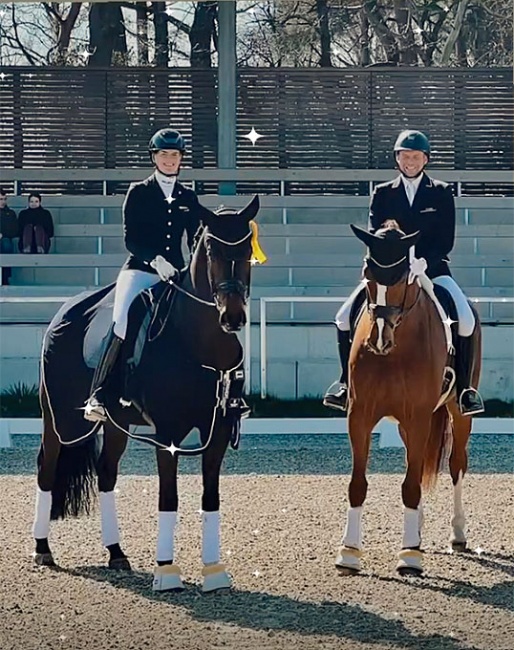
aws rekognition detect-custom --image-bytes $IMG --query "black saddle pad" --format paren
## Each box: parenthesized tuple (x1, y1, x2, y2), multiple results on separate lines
(82, 281, 176, 370)
(349, 287, 367, 339)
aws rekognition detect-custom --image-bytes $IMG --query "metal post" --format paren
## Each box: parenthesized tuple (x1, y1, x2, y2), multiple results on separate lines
(217, 0, 237, 196)
(244, 306, 251, 396)
(260, 298, 267, 399)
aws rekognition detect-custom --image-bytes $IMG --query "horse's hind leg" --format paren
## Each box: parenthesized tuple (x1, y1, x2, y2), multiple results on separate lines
(336, 408, 375, 575)
(447, 400, 472, 551)
(200, 423, 232, 592)
(33, 389, 60, 566)
(98, 421, 131, 570)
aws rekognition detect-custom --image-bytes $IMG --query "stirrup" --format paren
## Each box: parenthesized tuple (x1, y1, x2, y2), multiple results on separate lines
(83, 396, 107, 423)
(323, 382, 348, 412)
(458, 387, 485, 416)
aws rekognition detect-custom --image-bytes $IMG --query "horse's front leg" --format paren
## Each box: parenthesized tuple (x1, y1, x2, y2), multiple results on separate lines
(397, 414, 433, 577)
(98, 421, 130, 570)
(336, 407, 375, 575)
(152, 445, 183, 591)
(200, 423, 231, 592)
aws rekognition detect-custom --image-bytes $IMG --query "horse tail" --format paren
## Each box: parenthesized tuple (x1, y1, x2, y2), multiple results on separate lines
(50, 434, 99, 521)
(422, 406, 451, 491)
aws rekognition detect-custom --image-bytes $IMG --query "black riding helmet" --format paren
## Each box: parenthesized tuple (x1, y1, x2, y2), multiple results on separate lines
(148, 128, 186, 162)
(393, 130, 431, 160)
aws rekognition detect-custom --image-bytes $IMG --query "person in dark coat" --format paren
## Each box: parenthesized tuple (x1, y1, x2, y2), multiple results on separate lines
(18, 193, 54, 254)
(323, 129, 484, 417)
(0, 187, 18, 284)
(84, 128, 204, 422)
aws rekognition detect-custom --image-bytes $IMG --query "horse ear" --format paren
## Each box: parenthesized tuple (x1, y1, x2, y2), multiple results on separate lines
(401, 230, 421, 247)
(238, 195, 260, 221)
(198, 204, 217, 226)
(350, 224, 376, 249)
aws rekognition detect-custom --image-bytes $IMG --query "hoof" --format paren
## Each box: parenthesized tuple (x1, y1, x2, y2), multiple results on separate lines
(34, 552, 56, 567)
(152, 564, 184, 592)
(202, 563, 232, 593)
(397, 549, 423, 576)
(108, 556, 132, 571)
(335, 546, 362, 574)
(451, 540, 468, 553)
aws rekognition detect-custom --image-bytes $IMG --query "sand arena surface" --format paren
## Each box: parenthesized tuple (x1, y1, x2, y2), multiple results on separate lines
(0, 452, 513, 650)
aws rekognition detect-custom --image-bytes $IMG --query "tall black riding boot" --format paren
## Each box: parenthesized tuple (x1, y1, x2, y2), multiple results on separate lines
(84, 329, 123, 422)
(323, 329, 352, 412)
(456, 334, 484, 416)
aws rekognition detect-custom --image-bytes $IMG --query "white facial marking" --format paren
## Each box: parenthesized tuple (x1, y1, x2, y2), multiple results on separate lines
(376, 284, 387, 351)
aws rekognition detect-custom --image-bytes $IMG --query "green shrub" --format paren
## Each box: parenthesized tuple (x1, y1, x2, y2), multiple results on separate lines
(0, 383, 512, 419)
(0, 383, 41, 417)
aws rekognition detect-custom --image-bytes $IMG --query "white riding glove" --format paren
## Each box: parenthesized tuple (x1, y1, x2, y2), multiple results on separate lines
(408, 256, 428, 285)
(150, 255, 178, 282)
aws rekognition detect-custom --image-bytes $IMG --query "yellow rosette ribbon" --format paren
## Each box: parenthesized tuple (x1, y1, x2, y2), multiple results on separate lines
(249, 220, 267, 264)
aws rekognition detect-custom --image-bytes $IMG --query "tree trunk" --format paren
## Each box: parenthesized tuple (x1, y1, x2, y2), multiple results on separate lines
(136, 2, 149, 66)
(363, 1, 399, 64)
(189, 2, 218, 173)
(393, 0, 417, 64)
(153, 2, 169, 67)
(316, 0, 332, 67)
(88, 2, 128, 67)
(359, 8, 370, 66)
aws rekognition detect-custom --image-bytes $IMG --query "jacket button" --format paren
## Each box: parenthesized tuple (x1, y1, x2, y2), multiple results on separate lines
(167, 234, 171, 239)
(167, 221, 172, 226)
(168, 209, 172, 213)
(165, 246, 170, 251)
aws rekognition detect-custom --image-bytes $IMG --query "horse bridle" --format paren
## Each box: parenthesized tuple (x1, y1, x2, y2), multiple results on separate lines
(204, 229, 252, 304)
(166, 228, 252, 308)
(366, 254, 421, 328)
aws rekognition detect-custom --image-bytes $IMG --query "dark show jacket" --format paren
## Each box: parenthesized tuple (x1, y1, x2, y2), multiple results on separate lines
(0, 206, 18, 239)
(122, 174, 202, 273)
(368, 173, 455, 278)
(18, 207, 55, 238)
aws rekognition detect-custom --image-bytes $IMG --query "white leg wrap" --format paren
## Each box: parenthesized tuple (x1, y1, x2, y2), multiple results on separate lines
(99, 491, 120, 547)
(433, 276, 475, 337)
(33, 488, 52, 539)
(202, 510, 221, 565)
(402, 507, 422, 548)
(342, 506, 363, 550)
(451, 472, 466, 543)
(156, 511, 177, 563)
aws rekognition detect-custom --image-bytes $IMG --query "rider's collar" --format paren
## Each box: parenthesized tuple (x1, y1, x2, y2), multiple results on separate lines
(155, 170, 177, 185)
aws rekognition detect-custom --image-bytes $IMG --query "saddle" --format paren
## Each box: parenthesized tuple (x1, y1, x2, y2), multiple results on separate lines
(83, 282, 175, 370)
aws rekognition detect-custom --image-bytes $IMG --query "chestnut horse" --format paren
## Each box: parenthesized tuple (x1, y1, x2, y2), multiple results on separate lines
(336, 221, 481, 576)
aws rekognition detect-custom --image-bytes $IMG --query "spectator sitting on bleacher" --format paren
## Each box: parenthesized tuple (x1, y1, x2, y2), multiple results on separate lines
(0, 187, 19, 285)
(18, 192, 54, 254)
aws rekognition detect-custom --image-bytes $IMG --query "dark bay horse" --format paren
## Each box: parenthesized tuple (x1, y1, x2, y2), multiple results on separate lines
(34, 195, 262, 592)
(335, 221, 481, 576)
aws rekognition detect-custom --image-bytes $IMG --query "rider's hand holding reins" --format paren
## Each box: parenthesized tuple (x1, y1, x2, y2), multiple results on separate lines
(150, 255, 178, 282)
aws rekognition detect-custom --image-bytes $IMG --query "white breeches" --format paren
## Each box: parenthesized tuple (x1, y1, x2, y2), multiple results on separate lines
(432, 275, 475, 337)
(335, 276, 475, 337)
(335, 280, 367, 332)
(112, 269, 160, 339)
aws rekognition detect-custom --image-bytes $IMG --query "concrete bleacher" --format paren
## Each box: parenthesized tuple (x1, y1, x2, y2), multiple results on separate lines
(1, 195, 513, 325)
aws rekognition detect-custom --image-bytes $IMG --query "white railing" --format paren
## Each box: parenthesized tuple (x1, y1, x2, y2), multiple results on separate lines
(258, 296, 514, 399)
